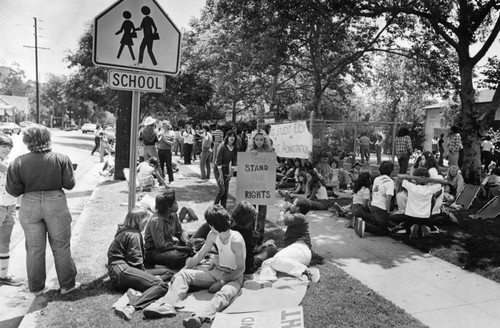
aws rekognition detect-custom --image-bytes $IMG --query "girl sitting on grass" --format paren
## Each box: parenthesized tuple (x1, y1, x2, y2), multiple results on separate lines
(107, 208, 173, 321)
(346, 172, 373, 229)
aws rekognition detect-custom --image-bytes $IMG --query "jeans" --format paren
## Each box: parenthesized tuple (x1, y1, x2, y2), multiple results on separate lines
(183, 143, 193, 164)
(259, 242, 311, 281)
(108, 262, 170, 310)
(351, 203, 373, 221)
(448, 152, 459, 166)
(398, 153, 410, 174)
(367, 205, 390, 235)
(99, 142, 113, 162)
(143, 145, 158, 161)
(214, 167, 230, 208)
(212, 142, 220, 164)
(91, 136, 100, 154)
(360, 145, 370, 163)
(19, 190, 77, 293)
(146, 248, 192, 270)
(200, 148, 212, 179)
(173, 139, 181, 155)
(158, 148, 174, 182)
(156, 267, 243, 318)
(376, 145, 382, 165)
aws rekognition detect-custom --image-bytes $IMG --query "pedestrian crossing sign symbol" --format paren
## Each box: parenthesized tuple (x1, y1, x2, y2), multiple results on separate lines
(93, 0, 181, 75)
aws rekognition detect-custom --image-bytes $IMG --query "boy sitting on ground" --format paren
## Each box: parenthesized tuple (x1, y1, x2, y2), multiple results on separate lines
(143, 205, 246, 328)
(244, 197, 320, 289)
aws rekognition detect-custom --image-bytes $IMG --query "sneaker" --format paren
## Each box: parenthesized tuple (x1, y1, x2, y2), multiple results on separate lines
(33, 287, 47, 296)
(421, 225, 431, 238)
(410, 224, 419, 238)
(430, 225, 440, 234)
(114, 305, 135, 321)
(183, 315, 204, 328)
(0, 275, 24, 287)
(243, 280, 272, 290)
(449, 212, 459, 225)
(60, 282, 81, 295)
(333, 203, 346, 215)
(143, 302, 177, 319)
(388, 222, 404, 233)
(355, 218, 365, 238)
(304, 267, 320, 283)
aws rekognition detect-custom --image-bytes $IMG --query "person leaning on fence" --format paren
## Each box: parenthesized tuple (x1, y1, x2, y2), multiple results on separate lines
(143, 205, 246, 328)
(108, 208, 173, 321)
(394, 127, 413, 175)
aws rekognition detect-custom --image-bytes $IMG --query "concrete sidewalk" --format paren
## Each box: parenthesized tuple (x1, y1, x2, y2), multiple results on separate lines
(179, 161, 500, 328)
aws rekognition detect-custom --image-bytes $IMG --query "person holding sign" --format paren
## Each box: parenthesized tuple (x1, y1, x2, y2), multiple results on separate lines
(214, 131, 238, 209)
(247, 130, 274, 245)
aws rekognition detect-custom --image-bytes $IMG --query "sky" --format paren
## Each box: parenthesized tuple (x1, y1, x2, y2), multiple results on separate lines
(0, 0, 206, 82)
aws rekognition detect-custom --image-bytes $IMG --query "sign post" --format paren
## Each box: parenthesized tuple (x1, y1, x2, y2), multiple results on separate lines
(93, 0, 181, 210)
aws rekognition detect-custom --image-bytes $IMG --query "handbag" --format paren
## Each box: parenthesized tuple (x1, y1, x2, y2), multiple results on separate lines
(152, 32, 160, 40)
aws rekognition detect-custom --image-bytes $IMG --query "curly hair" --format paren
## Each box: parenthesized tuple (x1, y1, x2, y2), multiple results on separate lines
(23, 125, 52, 153)
(205, 204, 231, 232)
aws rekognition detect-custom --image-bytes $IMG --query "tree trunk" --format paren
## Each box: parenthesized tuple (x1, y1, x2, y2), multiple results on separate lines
(114, 90, 132, 180)
(231, 99, 237, 123)
(458, 62, 481, 184)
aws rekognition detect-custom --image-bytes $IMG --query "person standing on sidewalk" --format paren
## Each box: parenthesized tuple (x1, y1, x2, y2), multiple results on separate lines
(214, 130, 237, 209)
(157, 120, 175, 183)
(438, 133, 445, 166)
(140, 116, 159, 161)
(199, 124, 213, 180)
(212, 123, 224, 164)
(247, 130, 274, 245)
(394, 127, 413, 174)
(182, 124, 195, 165)
(0, 135, 22, 286)
(6, 125, 79, 295)
(375, 135, 383, 165)
(91, 124, 101, 156)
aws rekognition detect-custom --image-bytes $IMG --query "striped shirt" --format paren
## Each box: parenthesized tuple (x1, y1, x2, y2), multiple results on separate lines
(212, 129, 224, 143)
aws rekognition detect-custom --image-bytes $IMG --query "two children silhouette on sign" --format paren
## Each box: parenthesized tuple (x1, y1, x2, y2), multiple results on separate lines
(116, 6, 158, 66)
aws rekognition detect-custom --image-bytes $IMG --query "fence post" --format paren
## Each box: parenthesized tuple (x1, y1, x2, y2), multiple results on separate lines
(392, 122, 398, 162)
(309, 111, 314, 162)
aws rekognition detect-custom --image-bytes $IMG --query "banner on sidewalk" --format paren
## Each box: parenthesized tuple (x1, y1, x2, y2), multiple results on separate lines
(269, 121, 312, 159)
(236, 152, 276, 206)
(212, 306, 304, 328)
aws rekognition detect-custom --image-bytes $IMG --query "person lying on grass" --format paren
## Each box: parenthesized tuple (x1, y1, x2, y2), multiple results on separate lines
(244, 197, 320, 289)
(143, 204, 246, 328)
(107, 208, 174, 321)
(144, 190, 196, 270)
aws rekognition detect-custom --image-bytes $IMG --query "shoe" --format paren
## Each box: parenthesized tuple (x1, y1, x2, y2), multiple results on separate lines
(183, 315, 204, 328)
(388, 222, 404, 233)
(430, 225, 440, 234)
(354, 218, 365, 238)
(143, 302, 177, 319)
(114, 304, 135, 321)
(421, 225, 431, 237)
(126, 288, 142, 304)
(33, 287, 47, 296)
(333, 202, 346, 216)
(449, 212, 459, 224)
(243, 280, 272, 290)
(60, 282, 81, 295)
(0, 275, 24, 286)
(304, 267, 320, 283)
(410, 224, 419, 238)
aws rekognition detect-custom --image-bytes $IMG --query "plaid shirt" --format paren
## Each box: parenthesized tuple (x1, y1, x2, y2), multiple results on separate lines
(448, 133, 463, 154)
(394, 135, 412, 157)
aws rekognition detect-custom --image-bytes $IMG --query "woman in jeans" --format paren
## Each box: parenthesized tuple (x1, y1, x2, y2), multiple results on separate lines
(108, 208, 172, 321)
(6, 125, 79, 295)
(214, 130, 237, 208)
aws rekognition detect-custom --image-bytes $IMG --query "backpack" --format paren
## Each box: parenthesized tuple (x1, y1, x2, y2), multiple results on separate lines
(141, 126, 158, 145)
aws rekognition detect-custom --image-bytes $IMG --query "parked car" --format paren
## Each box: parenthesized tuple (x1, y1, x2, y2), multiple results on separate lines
(0, 122, 21, 135)
(81, 123, 96, 134)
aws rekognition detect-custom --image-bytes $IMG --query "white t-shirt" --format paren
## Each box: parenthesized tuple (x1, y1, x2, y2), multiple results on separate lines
(481, 140, 494, 152)
(137, 162, 155, 180)
(402, 180, 441, 218)
(352, 187, 370, 205)
(371, 175, 395, 211)
(316, 185, 328, 200)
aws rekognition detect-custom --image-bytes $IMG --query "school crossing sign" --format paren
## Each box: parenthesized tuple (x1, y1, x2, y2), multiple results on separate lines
(93, 0, 181, 75)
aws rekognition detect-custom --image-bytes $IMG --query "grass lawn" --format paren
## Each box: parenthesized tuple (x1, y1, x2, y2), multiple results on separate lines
(35, 180, 427, 328)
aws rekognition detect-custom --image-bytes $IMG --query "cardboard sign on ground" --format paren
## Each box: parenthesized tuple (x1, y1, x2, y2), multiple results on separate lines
(455, 184, 481, 210)
(212, 306, 304, 328)
(476, 196, 500, 219)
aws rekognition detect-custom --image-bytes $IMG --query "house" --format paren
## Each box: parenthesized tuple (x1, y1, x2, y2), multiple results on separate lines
(423, 89, 499, 152)
(0, 95, 30, 121)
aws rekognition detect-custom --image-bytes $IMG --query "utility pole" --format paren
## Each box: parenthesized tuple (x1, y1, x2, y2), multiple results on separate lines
(23, 17, 49, 124)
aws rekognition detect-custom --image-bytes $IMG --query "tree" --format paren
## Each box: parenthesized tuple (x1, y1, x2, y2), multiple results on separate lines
(339, 0, 500, 183)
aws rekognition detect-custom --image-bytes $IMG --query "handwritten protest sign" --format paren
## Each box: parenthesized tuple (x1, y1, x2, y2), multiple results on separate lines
(236, 152, 276, 206)
(212, 306, 304, 328)
(269, 121, 312, 159)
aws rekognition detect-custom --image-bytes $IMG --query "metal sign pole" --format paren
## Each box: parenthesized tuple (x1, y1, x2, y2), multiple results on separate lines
(128, 90, 141, 211)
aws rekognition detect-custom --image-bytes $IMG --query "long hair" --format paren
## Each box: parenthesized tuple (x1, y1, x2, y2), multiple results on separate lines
(119, 208, 149, 230)
(306, 169, 322, 189)
(247, 130, 272, 152)
(223, 130, 236, 146)
(231, 201, 256, 228)
(23, 125, 52, 153)
(416, 151, 439, 172)
(353, 172, 372, 194)
(397, 127, 410, 138)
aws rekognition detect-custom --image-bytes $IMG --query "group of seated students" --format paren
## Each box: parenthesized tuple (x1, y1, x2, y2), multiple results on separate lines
(106, 189, 320, 327)
(342, 151, 461, 238)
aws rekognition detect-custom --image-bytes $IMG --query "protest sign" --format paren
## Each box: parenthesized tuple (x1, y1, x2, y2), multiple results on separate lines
(212, 306, 304, 328)
(269, 121, 312, 159)
(236, 152, 276, 206)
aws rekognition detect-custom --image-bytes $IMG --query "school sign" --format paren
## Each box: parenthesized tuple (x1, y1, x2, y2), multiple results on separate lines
(269, 121, 313, 159)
